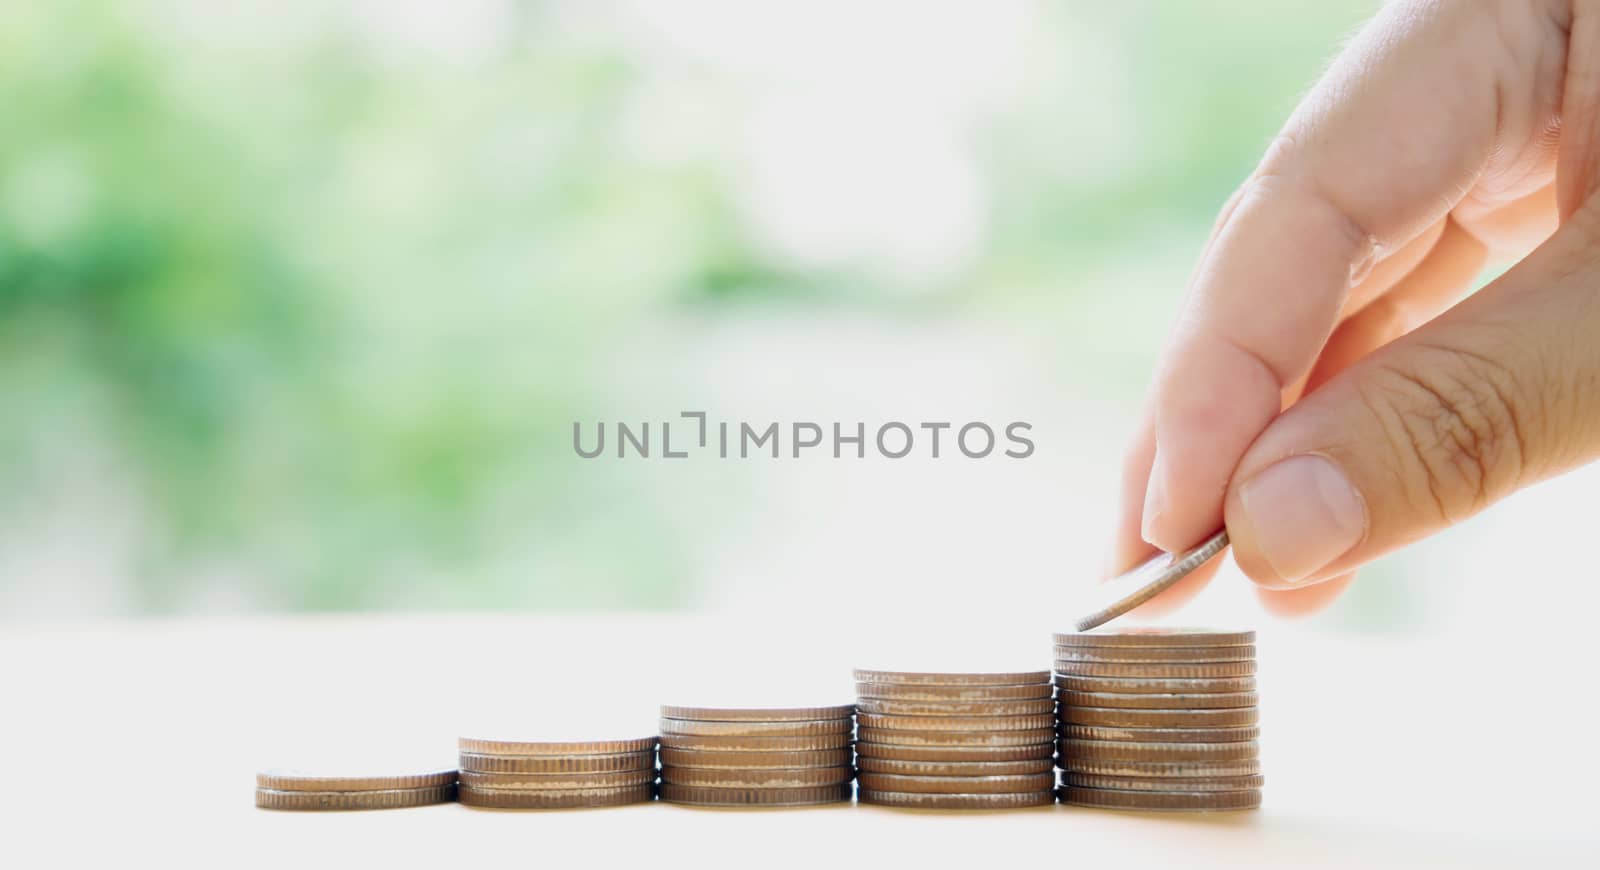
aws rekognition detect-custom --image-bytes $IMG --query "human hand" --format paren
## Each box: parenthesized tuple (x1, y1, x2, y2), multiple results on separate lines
(1113, 0, 1600, 615)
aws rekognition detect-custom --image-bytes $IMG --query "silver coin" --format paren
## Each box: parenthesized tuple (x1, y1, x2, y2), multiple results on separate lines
(1074, 529, 1229, 631)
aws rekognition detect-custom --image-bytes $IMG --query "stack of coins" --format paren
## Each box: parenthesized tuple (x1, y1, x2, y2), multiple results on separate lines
(853, 669, 1057, 810)
(255, 768, 458, 811)
(657, 705, 855, 807)
(455, 736, 659, 809)
(1053, 628, 1262, 812)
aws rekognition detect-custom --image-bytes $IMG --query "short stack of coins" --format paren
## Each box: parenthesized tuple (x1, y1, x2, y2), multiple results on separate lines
(255, 768, 458, 811)
(455, 736, 659, 809)
(1053, 628, 1262, 812)
(852, 669, 1057, 810)
(657, 705, 855, 807)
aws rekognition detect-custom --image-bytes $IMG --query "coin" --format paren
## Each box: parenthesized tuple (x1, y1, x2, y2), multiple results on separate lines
(857, 727, 1055, 748)
(1053, 675, 1256, 694)
(1052, 645, 1256, 663)
(255, 785, 456, 811)
(255, 769, 457, 792)
(855, 741, 1054, 763)
(658, 705, 854, 722)
(858, 789, 1055, 810)
(458, 784, 654, 809)
(1056, 690, 1258, 710)
(1058, 786, 1260, 812)
(857, 712, 1056, 733)
(853, 670, 1051, 687)
(1061, 772, 1265, 792)
(658, 748, 851, 769)
(1053, 661, 1256, 679)
(660, 766, 853, 788)
(856, 698, 1055, 717)
(458, 769, 656, 790)
(658, 733, 852, 752)
(1060, 706, 1258, 728)
(856, 772, 1055, 794)
(1058, 757, 1261, 777)
(457, 737, 658, 756)
(658, 718, 853, 737)
(458, 751, 656, 775)
(856, 682, 1053, 702)
(1053, 628, 1255, 648)
(1059, 724, 1260, 743)
(1074, 529, 1230, 632)
(855, 756, 1053, 776)
(1057, 739, 1258, 762)
(659, 782, 851, 806)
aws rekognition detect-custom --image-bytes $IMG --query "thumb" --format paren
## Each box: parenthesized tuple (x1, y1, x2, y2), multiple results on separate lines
(1221, 210, 1600, 588)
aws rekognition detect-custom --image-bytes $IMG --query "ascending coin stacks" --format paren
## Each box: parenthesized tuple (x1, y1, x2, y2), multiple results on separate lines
(1053, 628, 1263, 812)
(852, 669, 1057, 810)
(455, 736, 659, 809)
(657, 705, 856, 807)
(255, 768, 459, 811)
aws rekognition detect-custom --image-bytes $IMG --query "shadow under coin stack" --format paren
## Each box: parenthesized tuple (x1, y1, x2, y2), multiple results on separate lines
(255, 768, 458, 811)
(657, 705, 856, 806)
(853, 669, 1057, 810)
(1053, 628, 1262, 812)
(455, 736, 659, 809)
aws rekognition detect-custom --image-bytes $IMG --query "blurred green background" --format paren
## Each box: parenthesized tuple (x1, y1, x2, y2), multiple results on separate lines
(0, 0, 1390, 618)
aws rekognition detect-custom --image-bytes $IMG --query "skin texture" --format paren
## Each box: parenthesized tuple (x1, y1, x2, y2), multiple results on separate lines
(1114, 0, 1600, 615)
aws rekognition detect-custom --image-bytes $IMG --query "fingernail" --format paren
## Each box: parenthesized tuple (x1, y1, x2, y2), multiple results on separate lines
(1237, 455, 1366, 584)
(1140, 450, 1170, 546)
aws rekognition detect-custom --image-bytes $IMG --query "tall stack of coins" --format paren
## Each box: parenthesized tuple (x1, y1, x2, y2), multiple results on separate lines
(657, 705, 855, 807)
(455, 737, 659, 809)
(1053, 628, 1262, 812)
(255, 768, 458, 811)
(853, 669, 1056, 810)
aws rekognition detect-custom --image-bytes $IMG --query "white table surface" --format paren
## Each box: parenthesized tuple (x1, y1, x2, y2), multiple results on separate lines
(4, 613, 1597, 869)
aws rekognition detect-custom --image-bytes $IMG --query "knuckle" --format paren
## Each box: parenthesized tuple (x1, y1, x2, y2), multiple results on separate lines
(1357, 343, 1529, 523)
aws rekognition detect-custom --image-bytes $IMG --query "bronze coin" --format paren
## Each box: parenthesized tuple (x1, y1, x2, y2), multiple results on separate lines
(1053, 628, 1254, 648)
(1052, 645, 1255, 663)
(255, 769, 457, 792)
(852, 669, 1050, 687)
(458, 751, 655, 775)
(1060, 706, 1258, 728)
(855, 741, 1053, 763)
(457, 737, 658, 756)
(659, 782, 851, 806)
(856, 756, 1053, 777)
(658, 733, 852, 752)
(1053, 661, 1256, 679)
(658, 748, 850, 769)
(659, 718, 853, 737)
(858, 727, 1055, 748)
(1057, 739, 1258, 762)
(659, 705, 854, 722)
(856, 698, 1055, 717)
(857, 772, 1055, 794)
(1059, 724, 1260, 743)
(1053, 675, 1256, 695)
(660, 765, 853, 789)
(458, 769, 655, 790)
(1058, 786, 1260, 812)
(255, 785, 456, 811)
(857, 789, 1055, 810)
(458, 784, 654, 809)
(857, 712, 1056, 732)
(1062, 772, 1264, 792)
(1058, 757, 1262, 777)
(856, 682, 1053, 702)
(1056, 690, 1258, 710)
